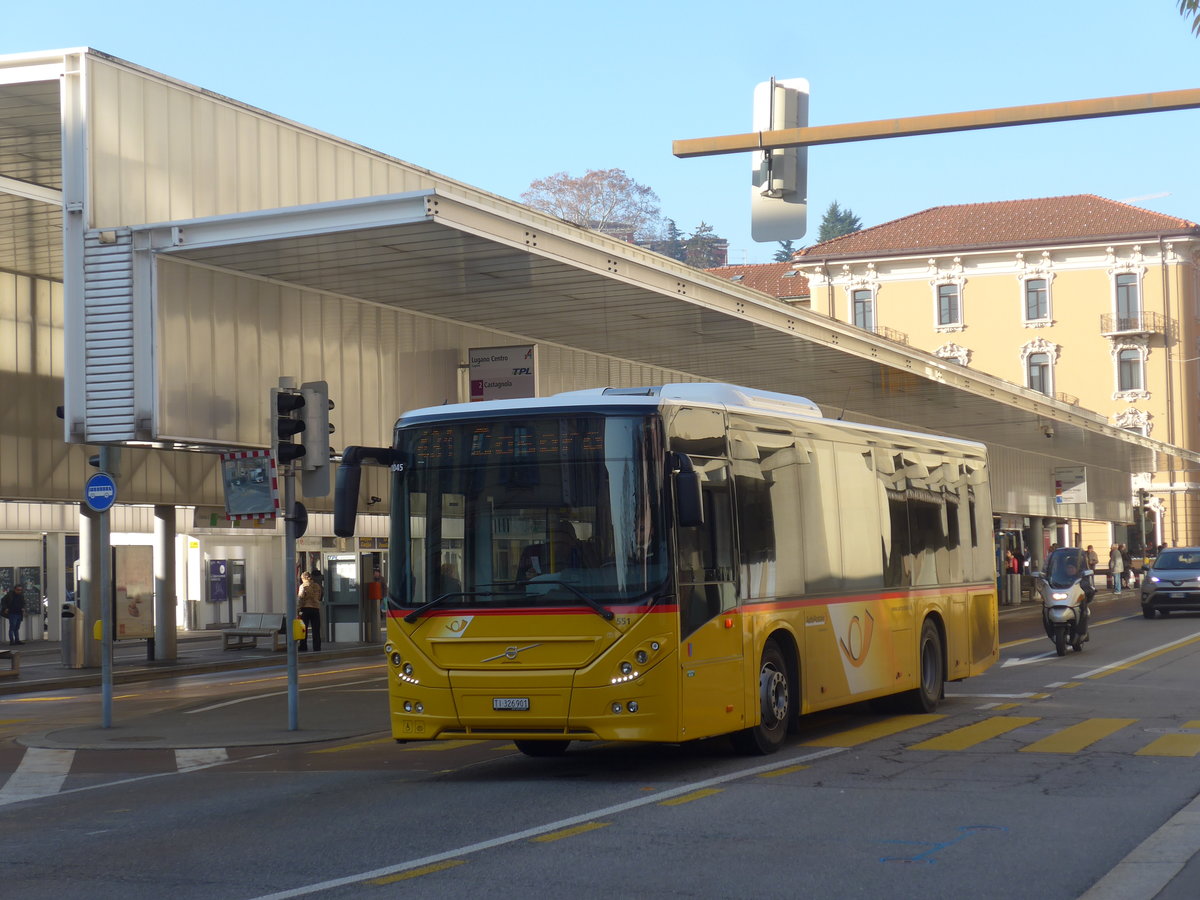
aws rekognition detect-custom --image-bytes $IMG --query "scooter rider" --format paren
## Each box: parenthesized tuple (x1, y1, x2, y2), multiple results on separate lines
(1064, 553, 1097, 638)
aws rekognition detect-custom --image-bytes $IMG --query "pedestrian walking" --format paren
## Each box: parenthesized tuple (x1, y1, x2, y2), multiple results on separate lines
(297, 570, 323, 652)
(1109, 544, 1124, 595)
(1004, 549, 1020, 574)
(1119, 544, 1132, 589)
(0, 584, 24, 644)
(1085, 545, 1099, 570)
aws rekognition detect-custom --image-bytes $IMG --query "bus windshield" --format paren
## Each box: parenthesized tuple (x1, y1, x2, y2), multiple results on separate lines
(392, 413, 668, 612)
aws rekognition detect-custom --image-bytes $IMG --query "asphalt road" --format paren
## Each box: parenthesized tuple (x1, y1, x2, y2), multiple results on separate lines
(0, 592, 1198, 900)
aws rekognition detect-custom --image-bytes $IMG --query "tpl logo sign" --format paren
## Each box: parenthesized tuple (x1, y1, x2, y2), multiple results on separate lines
(512, 367, 532, 376)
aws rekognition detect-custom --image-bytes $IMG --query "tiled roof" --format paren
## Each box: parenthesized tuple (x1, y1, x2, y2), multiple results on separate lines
(707, 261, 810, 299)
(795, 195, 1200, 260)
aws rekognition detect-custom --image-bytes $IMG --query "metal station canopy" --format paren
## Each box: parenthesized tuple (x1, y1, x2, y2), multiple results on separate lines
(127, 188, 1193, 478)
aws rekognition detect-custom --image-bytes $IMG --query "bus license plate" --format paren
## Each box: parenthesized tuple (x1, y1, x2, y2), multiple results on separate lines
(493, 698, 530, 711)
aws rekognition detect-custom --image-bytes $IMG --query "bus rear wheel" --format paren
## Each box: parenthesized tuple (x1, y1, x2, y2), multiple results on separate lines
(731, 641, 792, 755)
(514, 739, 570, 757)
(897, 619, 944, 714)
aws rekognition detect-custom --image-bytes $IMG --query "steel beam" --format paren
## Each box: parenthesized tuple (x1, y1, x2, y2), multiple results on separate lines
(673, 88, 1200, 158)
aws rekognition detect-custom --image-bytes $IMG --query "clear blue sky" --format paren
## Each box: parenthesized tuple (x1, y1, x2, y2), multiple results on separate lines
(5, 1, 1200, 264)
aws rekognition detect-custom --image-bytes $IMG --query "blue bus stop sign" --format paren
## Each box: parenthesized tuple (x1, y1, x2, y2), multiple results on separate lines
(84, 472, 117, 512)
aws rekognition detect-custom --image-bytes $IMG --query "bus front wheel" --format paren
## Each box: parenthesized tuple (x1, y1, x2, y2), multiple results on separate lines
(731, 641, 792, 755)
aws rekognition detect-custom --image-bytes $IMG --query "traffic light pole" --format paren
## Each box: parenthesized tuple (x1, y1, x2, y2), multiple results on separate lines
(284, 463, 299, 731)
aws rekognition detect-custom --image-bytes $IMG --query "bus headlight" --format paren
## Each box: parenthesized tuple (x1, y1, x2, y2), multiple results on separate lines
(612, 702, 623, 714)
(635, 650, 648, 665)
(620, 661, 633, 675)
(627, 701, 639, 713)
(390, 652, 403, 667)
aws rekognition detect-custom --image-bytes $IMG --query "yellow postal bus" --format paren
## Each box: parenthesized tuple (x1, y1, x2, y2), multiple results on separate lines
(334, 384, 998, 756)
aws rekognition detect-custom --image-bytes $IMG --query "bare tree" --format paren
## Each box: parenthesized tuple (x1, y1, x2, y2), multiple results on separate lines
(521, 168, 662, 240)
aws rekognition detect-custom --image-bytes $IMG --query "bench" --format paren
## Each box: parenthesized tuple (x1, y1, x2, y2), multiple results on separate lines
(0, 648, 18, 678)
(222, 613, 288, 651)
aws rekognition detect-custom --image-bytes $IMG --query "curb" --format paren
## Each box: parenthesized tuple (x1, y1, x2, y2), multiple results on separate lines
(0, 644, 381, 697)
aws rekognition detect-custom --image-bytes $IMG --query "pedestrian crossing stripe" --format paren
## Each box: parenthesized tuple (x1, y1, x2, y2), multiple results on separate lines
(802, 714, 945, 747)
(909, 716, 1040, 751)
(1135, 721, 1200, 758)
(1018, 718, 1136, 754)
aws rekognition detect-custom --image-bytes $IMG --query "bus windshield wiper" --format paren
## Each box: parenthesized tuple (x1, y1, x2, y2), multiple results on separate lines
(533, 580, 615, 621)
(402, 587, 521, 624)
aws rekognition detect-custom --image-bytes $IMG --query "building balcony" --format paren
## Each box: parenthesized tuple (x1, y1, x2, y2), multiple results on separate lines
(874, 325, 910, 346)
(1100, 310, 1168, 338)
(1055, 391, 1079, 406)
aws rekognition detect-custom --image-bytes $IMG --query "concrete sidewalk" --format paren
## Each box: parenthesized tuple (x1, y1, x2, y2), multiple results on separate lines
(0, 631, 385, 750)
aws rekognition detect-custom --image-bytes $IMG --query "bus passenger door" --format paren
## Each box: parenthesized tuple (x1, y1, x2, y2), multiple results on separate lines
(676, 459, 743, 741)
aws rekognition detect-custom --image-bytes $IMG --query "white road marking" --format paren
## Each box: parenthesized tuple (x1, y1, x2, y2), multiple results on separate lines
(175, 748, 229, 770)
(184, 678, 382, 714)
(1076, 629, 1200, 680)
(0, 748, 75, 805)
(247, 746, 849, 900)
(1078, 791, 1200, 900)
(1001, 651, 1058, 667)
(0, 752, 274, 812)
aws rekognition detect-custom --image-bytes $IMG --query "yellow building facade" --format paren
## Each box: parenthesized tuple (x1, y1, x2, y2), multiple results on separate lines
(794, 195, 1200, 553)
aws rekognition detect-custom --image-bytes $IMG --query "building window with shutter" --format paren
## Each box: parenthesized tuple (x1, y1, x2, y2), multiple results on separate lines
(1027, 352, 1051, 396)
(852, 288, 874, 332)
(936, 283, 962, 329)
(1024, 278, 1048, 322)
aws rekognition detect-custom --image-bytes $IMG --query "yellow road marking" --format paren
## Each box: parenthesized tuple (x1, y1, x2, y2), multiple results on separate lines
(531, 822, 610, 842)
(400, 739, 478, 752)
(0, 696, 77, 703)
(1087, 633, 1200, 679)
(990, 703, 1021, 711)
(368, 860, 465, 884)
(802, 714, 945, 747)
(310, 737, 396, 754)
(759, 764, 811, 777)
(1136, 721, 1200, 758)
(1019, 718, 1136, 753)
(909, 716, 1039, 751)
(231, 663, 385, 686)
(659, 788, 723, 806)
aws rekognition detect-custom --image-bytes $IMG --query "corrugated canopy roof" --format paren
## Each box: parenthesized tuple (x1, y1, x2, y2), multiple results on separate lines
(134, 189, 1194, 476)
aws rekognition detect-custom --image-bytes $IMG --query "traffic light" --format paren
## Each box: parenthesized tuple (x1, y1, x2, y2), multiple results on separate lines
(750, 77, 809, 242)
(271, 386, 307, 466)
(299, 380, 335, 497)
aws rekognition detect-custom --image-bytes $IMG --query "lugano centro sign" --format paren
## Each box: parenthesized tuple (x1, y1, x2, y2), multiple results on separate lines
(84, 472, 118, 512)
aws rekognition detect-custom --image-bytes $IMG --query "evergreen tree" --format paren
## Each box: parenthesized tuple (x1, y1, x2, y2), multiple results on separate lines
(684, 222, 722, 268)
(655, 218, 688, 262)
(773, 239, 796, 262)
(817, 201, 863, 243)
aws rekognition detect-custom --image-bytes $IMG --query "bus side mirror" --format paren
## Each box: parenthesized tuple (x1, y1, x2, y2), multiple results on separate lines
(333, 445, 402, 538)
(333, 462, 362, 538)
(672, 452, 704, 527)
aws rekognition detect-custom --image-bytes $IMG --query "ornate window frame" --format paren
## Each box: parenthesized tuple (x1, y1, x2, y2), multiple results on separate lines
(1111, 338, 1150, 401)
(935, 342, 971, 366)
(1113, 407, 1152, 436)
(1107, 246, 1147, 322)
(843, 266, 879, 332)
(1015, 251, 1055, 328)
(928, 258, 966, 333)
(1020, 337, 1059, 396)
